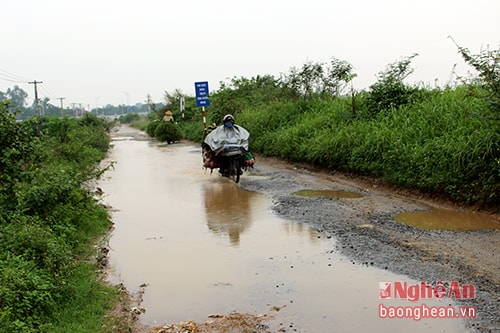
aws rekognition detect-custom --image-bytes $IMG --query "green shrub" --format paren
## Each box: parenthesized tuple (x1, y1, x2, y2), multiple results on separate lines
(451, 39, 499, 116)
(0, 253, 57, 331)
(118, 113, 140, 124)
(154, 122, 184, 143)
(1, 217, 72, 276)
(0, 103, 39, 206)
(366, 54, 423, 116)
(146, 119, 160, 137)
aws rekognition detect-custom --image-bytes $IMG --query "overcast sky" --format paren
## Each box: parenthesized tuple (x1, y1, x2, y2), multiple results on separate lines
(1, 0, 499, 109)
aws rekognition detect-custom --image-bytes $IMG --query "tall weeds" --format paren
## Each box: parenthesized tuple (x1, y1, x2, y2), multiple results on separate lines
(235, 86, 499, 207)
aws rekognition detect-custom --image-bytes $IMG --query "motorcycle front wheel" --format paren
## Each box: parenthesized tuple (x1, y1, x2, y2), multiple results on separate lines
(229, 157, 241, 183)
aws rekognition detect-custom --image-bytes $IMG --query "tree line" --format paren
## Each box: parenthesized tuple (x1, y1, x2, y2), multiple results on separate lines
(0, 86, 160, 120)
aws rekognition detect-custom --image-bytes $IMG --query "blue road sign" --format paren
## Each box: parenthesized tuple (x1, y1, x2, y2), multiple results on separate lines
(194, 81, 210, 107)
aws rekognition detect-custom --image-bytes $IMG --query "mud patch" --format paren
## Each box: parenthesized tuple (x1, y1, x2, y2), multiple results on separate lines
(393, 208, 500, 231)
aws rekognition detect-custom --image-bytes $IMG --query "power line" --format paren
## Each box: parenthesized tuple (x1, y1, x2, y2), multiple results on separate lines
(0, 69, 29, 83)
(0, 76, 27, 83)
(0, 69, 62, 106)
(39, 84, 58, 99)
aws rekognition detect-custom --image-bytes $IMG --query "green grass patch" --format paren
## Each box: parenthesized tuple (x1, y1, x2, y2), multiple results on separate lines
(48, 264, 120, 333)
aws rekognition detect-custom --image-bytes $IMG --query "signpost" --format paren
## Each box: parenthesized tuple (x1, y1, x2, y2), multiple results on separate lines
(194, 81, 210, 107)
(180, 96, 185, 120)
(194, 81, 210, 129)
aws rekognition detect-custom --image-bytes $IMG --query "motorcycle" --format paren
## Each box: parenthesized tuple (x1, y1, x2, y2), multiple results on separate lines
(202, 143, 254, 183)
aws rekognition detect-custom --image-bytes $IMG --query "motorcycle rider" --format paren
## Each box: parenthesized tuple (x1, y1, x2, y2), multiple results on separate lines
(203, 114, 252, 175)
(204, 114, 249, 153)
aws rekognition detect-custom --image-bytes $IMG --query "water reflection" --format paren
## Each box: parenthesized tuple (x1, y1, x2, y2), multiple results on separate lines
(202, 182, 255, 246)
(281, 220, 321, 243)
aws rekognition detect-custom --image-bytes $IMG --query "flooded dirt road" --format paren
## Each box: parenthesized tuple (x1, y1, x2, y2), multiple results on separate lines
(99, 125, 498, 333)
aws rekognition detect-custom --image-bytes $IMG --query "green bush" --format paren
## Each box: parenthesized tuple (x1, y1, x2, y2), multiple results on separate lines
(146, 119, 160, 137)
(365, 54, 424, 116)
(118, 113, 140, 124)
(154, 122, 184, 143)
(0, 103, 39, 207)
(0, 254, 57, 332)
(451, 39, 500, 117)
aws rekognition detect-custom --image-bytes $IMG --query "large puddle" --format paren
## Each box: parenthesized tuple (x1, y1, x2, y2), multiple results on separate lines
(99, 129, 468, 332)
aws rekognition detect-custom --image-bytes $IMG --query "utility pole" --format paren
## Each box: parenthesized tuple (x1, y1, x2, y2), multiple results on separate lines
(29, 80, 43, 135)
(57, 97, 65, 116)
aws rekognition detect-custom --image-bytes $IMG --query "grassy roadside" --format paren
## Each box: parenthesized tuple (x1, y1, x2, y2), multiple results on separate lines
(0, 104, 127, 332)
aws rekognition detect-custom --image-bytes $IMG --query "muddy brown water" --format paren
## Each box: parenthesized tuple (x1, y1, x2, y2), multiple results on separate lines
(100, 127, 468, 332)
(394, 209, 500, 231)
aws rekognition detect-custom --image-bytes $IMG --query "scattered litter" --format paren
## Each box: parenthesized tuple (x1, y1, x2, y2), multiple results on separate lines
(148, 312, 273, 333)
